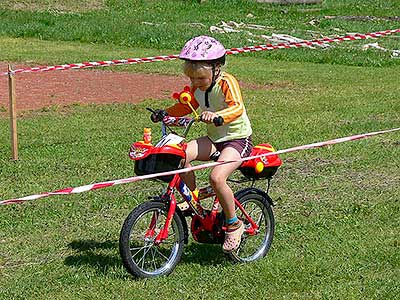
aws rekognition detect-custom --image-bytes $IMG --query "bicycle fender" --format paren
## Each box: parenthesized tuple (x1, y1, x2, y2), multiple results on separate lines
(234, 187, 274, 207)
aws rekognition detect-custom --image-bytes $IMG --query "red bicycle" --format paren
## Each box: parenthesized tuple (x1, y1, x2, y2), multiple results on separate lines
(119, 109, 282, 278)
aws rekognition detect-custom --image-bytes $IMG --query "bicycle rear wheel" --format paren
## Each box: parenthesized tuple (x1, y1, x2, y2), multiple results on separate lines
(119, 201, 185, 278)
(228, 190, 275, 263)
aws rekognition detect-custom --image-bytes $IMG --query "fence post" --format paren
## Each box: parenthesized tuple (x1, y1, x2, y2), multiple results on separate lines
(8, 64, 18, 160)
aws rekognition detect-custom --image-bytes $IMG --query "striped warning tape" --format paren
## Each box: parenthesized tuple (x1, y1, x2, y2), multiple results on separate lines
(2, 29, 399, 76)
(1, 127, 398, 205)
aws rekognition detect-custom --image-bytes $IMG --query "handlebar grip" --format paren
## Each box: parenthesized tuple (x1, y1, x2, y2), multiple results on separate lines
(199, 115, 224, 126)
(213, 116, 224, 127)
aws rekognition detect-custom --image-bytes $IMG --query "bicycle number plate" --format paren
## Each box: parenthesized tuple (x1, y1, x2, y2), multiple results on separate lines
(155, 133, 184, 147)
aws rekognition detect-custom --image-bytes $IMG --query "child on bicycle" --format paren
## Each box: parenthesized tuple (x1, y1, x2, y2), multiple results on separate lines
(151, 35, 253, 253)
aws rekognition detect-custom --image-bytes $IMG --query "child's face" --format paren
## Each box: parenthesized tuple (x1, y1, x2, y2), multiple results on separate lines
(188, 69, 213, 91)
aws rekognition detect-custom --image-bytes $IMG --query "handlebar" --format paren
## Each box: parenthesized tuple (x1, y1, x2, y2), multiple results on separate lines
(146, 107, 223, 138)
(212, 116, 224, 127)
(164, 115, 223, 127)
(147, 108, 223, 127)
(198, 115, 224, 126)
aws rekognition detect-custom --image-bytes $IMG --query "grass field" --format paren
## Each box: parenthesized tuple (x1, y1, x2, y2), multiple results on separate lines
(0, 1, 399, 299)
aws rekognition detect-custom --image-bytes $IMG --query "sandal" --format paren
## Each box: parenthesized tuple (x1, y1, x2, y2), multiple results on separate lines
(223, 220, 244, 253)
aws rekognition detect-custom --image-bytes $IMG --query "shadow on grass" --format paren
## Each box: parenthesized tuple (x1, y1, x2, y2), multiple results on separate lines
(181, 243, 228, 266)
(64, 239, 228, 275)
(64, 239, 121, 275)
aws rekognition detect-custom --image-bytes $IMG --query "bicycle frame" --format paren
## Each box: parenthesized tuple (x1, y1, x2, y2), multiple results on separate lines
(135, 112, 276, 247)
(121, 108, 281, 277)
(151, 172, 260, 245)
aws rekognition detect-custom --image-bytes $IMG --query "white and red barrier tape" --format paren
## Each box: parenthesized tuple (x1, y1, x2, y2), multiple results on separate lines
(2, 29, 399, 76)
(1, 127, 399, 205)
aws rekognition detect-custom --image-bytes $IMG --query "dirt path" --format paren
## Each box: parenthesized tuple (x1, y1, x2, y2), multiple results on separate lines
(0, 63, 271, 112)
(0, 63, 189, 111)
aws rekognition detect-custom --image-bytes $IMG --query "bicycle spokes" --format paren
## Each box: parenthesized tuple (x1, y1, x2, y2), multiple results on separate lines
(127, 207, 180, 274)
(229, 192, 275, 263)
(234, 198, 259, 234)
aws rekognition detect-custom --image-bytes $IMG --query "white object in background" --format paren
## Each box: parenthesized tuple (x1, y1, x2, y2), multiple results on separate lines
(155, 134, 184, 147)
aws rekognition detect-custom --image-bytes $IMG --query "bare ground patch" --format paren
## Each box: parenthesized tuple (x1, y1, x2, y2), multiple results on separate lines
(0, 63, 286, 113)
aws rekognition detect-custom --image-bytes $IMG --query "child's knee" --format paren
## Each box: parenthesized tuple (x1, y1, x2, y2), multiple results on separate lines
(209, 172, 224, 187)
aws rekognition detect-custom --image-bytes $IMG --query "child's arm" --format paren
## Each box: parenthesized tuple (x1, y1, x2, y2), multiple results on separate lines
(215, 74, 245, 124)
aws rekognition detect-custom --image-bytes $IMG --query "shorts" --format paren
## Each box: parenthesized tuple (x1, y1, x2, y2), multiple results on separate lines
(214, 136, 253, 158)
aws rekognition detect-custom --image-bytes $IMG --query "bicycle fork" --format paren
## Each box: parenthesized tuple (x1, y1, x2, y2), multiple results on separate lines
(145, 194, 177, 245)
(144, 175, 183, 245)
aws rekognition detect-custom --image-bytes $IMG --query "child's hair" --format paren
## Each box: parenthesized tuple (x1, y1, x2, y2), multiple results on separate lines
(183, 61, 213, 78)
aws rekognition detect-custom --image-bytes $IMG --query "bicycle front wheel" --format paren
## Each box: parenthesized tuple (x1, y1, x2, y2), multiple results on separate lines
(228, 190, 275, 263)
(119, 201, 185, 278)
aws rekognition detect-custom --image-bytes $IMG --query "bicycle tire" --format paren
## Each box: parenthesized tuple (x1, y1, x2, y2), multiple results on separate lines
(228, 190, 275, 263)
(119, 201, 185, 278)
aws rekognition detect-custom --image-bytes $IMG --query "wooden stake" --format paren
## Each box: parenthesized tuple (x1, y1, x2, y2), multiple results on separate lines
(8, 64, 18, 160)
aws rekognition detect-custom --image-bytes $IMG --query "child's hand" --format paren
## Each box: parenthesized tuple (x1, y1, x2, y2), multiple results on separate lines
(200, 111, 218, 123)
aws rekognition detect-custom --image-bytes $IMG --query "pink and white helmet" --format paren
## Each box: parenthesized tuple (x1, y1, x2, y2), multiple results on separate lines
(179, 35, 226, 63)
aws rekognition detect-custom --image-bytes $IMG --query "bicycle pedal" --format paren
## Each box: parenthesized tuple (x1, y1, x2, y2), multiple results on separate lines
(177, 202, 195, 216)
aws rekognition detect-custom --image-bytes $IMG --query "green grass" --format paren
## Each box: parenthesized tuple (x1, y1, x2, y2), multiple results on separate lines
(1, 1, 400, 299)
(0, 0, 399, 67)
(0, 36, 182, 75)
(1, 59, 399, 299)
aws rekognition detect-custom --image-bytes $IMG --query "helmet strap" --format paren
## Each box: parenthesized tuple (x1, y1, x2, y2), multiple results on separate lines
(204, 65, 221, 108)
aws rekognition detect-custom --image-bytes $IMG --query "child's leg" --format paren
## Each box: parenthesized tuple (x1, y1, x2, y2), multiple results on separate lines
(181, 136, 216, 191)
(209, 147, 244, 252)
(209, 147, 242, 219)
